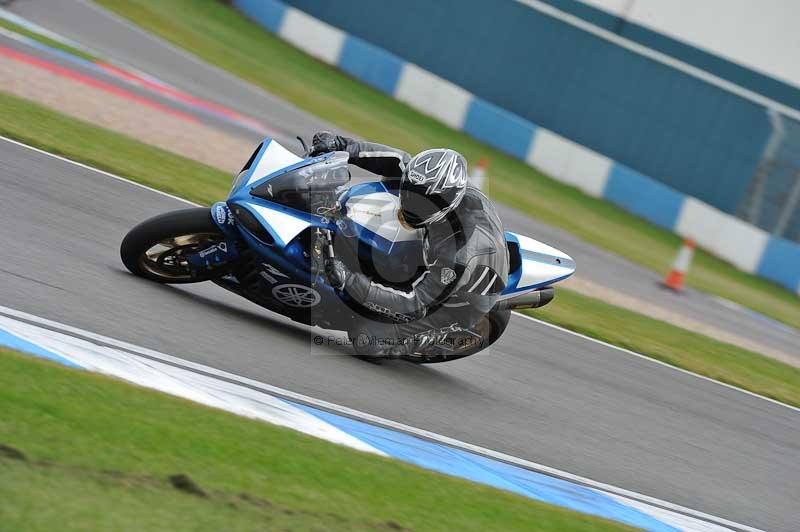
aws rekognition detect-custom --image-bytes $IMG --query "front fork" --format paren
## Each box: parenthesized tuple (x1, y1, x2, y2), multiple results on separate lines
(185, 202, 241, 270)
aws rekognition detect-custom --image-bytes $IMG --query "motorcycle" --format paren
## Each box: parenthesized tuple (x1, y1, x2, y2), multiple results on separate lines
(121, 138, 575, 362)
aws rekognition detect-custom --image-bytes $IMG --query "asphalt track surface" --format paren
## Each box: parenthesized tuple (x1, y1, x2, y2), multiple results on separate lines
(3, 137, 800, 530)
(1, 2, 799, 530)
(9, 0, 800, 364)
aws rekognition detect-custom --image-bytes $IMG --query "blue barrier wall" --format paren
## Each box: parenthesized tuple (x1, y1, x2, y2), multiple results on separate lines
(758, 236, 800, 293)
(338, 36, 404, 95)
(463, 99, 537, 160)
(235, 0, 285, 33)
(605, 164, 686, 230)
(234, 0, 800, 291)
(280, 0, 773, 215)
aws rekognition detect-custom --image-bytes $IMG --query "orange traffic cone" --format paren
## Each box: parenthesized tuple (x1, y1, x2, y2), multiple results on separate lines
(662, 238, 695, 292)
(470, 157, 488, 189)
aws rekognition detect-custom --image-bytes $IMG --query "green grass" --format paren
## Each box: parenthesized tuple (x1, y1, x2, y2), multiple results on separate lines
(0, 349, 630, 532)
(0, 92, 228, 205)
(2, 89, 798, 406)
(0, 17, 100, 63)
(530, 289, 800, 407)
(92, 0, 800, 329)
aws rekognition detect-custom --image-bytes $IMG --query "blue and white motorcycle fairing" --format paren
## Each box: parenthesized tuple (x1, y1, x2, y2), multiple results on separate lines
(122, 138, 575, 361)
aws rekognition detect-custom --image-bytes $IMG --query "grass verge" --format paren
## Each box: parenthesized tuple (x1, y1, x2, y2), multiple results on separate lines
(0, 16, 100, 63)
(92, 0, 800, 330)
(1, 90, 798, 406)
(0, 91, 226, 205)
(531, 289, 800, 407)
(0, 348, 630, 531)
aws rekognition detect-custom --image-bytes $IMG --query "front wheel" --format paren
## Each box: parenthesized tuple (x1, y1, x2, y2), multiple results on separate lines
(120, 208, 227, 284)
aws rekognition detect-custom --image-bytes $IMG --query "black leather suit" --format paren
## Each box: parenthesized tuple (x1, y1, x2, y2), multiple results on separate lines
(336, 138, 510, 356)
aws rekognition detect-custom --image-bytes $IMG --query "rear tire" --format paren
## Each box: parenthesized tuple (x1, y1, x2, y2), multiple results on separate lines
(121, 208, 226, 284)
(405, 309, 511, 364)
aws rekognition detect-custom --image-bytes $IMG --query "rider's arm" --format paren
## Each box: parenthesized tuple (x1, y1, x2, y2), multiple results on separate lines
(343, 140, 410, 179)
(342, 264, 458, 322)
(310, 132, 410, 178)
(339, 258, 505, 323)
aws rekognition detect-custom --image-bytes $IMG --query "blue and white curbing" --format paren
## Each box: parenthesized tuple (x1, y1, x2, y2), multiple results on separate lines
(232, 0, 800, 295)
(0, 304, 750, 532)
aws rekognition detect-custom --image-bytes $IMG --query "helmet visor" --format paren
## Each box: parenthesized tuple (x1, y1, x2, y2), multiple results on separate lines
(399, 187, 451, 227)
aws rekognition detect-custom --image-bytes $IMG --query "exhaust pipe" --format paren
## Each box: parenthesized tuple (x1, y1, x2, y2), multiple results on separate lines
(495, 287, 554, 311)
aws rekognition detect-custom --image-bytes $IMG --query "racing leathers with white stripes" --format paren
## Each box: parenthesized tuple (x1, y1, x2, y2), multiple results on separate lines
(336, 138, 510, 355)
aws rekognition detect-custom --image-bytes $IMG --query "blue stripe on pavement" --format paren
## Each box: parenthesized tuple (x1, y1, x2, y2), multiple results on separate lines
(295, 403, 678, 532)
(338, 35, 404, 95)
(0, 316, 679, 531)
(0, 327, 80, 367)
(604, 163, 685, 230)
(464, 98, 537, 159)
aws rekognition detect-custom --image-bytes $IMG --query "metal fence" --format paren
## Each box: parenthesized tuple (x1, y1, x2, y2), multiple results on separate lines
(739, 110, 800, 242)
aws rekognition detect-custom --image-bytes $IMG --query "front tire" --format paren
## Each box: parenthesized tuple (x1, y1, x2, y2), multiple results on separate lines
(121, 208, 226, 284)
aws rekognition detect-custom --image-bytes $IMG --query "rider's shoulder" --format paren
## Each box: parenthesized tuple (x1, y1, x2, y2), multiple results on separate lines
(457, 188, 504, 237)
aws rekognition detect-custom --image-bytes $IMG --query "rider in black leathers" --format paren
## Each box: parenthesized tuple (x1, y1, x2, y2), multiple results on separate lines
(311, 132, 510, 358)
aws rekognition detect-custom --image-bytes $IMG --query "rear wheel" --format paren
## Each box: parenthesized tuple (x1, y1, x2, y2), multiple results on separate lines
(120, 208, 227, 284)
(404, 309, 511, 364)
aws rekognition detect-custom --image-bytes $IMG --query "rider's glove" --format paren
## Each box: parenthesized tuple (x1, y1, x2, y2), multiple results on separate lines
(324, 257, 350, 290)
(310, 131, 347, 156)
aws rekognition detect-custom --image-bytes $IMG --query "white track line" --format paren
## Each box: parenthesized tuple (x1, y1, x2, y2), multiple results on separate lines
(0, 304, 762, 532)
(512, 312, 800, 413)
(3, 133, 796, 414)
(1, 135, 202, 206)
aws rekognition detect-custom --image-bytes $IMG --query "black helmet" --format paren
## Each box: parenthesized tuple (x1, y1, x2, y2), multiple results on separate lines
(400, 148, 468, 228)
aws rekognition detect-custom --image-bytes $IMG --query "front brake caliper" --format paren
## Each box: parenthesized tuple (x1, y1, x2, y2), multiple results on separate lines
(185, 240, 239, 271)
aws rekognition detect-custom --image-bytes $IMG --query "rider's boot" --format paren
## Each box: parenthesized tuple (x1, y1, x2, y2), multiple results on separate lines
(351, 331, 412, 360)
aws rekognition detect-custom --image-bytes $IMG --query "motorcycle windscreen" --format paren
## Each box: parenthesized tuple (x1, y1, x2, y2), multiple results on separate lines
(230, 139, 304, 195)
(251, 152, 350, 213)
(245, 140, 302, 186)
